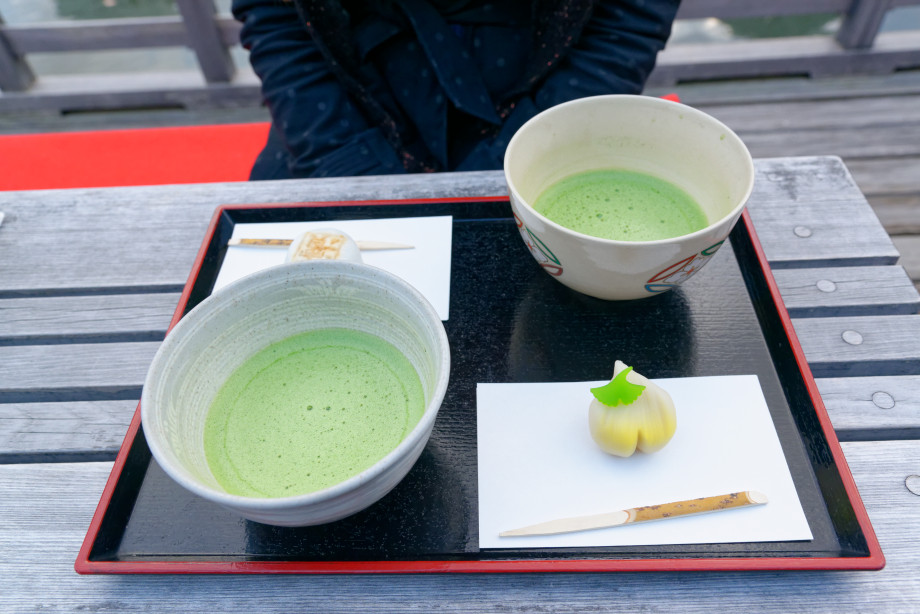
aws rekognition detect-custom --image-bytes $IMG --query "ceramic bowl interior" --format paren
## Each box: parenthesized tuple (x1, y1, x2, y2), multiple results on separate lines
(505, 95, 754, 229)
(141, 260, 450, 526)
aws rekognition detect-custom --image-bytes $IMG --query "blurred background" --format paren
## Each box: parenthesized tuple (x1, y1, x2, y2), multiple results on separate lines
(0, 0, 918, 80)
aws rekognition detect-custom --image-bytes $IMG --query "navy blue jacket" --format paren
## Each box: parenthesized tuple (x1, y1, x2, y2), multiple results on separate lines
(233, 0, 680, 179)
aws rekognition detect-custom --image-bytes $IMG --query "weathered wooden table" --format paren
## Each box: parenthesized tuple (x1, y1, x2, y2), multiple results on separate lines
(1, 156, 918, 612)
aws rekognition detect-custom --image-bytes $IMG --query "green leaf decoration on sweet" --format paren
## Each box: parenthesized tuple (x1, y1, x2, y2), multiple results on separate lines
(590, 366, 646, 406)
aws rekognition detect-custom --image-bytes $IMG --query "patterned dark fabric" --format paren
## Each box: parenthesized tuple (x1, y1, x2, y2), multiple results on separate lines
(233, 0, 680, 179)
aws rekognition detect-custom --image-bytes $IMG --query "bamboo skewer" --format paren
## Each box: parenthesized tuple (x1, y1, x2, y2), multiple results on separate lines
(228, 237, 413, 251)
(499, 491, 768, 537)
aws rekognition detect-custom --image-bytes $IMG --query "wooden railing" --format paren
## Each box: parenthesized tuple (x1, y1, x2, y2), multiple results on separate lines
(650, 0, 920, 86)
(0, 0, 919, 113)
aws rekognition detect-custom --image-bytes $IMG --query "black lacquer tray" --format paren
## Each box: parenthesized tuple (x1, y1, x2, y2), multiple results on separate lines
(76, 197, 883, 573)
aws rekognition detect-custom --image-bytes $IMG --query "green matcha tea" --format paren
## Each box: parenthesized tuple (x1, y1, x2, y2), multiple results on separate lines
(203, 328, 425, 498)
(533, 168, 707, 241)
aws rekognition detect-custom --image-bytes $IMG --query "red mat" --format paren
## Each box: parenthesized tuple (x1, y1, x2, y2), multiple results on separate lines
(0, 122, 271, 190)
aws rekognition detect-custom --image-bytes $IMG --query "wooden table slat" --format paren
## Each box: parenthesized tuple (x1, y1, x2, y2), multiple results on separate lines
(741, 123, 920, 159)
(0, 400, 136, 462)
(699, 95, 920, 134)
(773, 265, 919, 317)
(845, 156, 920, 197)
(791, 315, 920, 376)
(0, 292, 179, 342)
(817, 375, 920, 440)
(0, 341, 159, 402)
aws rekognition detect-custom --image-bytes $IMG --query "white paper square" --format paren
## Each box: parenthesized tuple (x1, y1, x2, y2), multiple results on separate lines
(213, 216, 452, 320)
(477, 375, 813, 549)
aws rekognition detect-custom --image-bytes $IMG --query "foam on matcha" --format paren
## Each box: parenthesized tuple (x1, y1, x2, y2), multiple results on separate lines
(203, 328, 425, 498)
(533, 168, 707, 241)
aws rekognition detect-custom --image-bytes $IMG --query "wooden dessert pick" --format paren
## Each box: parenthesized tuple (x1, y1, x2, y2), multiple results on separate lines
(499, 491, 768, 537)
(228, 237, 413, 251)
